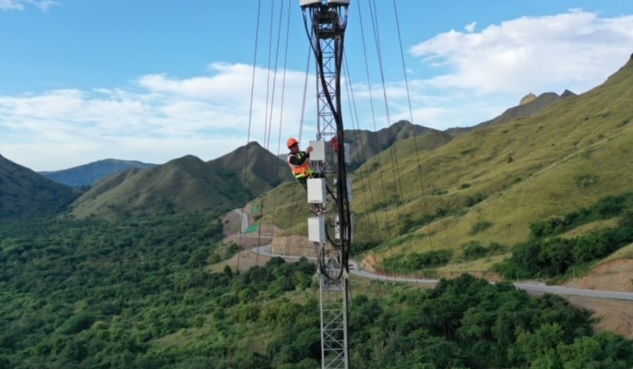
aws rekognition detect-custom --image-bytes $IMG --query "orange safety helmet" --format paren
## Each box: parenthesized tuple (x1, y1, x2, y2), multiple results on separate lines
(287, 138, 299, 148)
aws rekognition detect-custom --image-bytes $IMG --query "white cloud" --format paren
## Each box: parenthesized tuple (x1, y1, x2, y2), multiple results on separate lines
(409, 10, 633, 95)
(3, 10, 633, 171)
(0, 0, 21, 10)
(363, 9, 633, 131)
(0, 64, 317, 170)
(0, 0, 58, 11)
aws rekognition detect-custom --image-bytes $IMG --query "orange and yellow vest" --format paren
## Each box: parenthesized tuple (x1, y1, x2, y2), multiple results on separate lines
(287, 152, 314, 180)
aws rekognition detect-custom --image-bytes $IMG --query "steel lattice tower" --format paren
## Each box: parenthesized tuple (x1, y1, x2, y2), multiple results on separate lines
(300, 1, 351, 369)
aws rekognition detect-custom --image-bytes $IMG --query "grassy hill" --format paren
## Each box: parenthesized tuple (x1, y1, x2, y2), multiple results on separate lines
(344, 120, 453, 170)
(254, 56, 633, 273)
(478, 90, 576, 128)
(71, 142, 293, 219)
(0, 154, 78, 219)
(447, 90, 576, 135)
(278, 121, 452, 171)
(2, 58, 633, 369)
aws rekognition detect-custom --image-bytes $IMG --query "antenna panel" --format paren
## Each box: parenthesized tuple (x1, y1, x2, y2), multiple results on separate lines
(309, 140, 326, 161)
(307, 177, 327, 204)
(308, 217, 326, 243)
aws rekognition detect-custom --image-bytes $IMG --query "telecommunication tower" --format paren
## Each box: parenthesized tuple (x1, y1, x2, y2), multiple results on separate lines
(299, 1, 352, 368)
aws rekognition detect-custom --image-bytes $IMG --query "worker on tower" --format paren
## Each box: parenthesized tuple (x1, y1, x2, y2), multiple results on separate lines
(287, 137, 324, 214)
(286, 137, 315, 189)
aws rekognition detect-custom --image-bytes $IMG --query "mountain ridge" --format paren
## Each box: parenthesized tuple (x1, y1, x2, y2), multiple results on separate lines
(3, 58, 632, 267)
(356, 56, 633, 261)
(446, 89, 577, 135)
(28, 94, 555, 191)
(70, 141, 293, 219)
(40, 158, 157, 187)
(254, 55, 633, 277)
(0, 154, 78, 219)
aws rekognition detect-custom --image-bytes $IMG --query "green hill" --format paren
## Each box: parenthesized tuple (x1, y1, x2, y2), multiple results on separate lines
(256, 56, 633, 273)
(447, 90, 576, 135)
(344, 120, 453, 170)
(2, 56, 633, 369)
(0, 154, 78, 219)
(71, 142, 293, 219)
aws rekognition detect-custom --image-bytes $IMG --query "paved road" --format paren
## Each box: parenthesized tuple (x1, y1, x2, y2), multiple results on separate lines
(252, 246, 633, 302)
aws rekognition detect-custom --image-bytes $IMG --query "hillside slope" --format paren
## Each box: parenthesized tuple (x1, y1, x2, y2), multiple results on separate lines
(446, 90, 576, 135)
(71, 142, 292, 219)
(0, 154, 78, 218)
(280, 121, 451, 171)
(361, 57, 633, 247)
(256, 55, 633, 272)
(478, 90, 576, 128)
(344, 120, 453, 170)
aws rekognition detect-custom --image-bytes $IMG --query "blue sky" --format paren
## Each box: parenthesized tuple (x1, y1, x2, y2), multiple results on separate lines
(1, 0, 633, 171)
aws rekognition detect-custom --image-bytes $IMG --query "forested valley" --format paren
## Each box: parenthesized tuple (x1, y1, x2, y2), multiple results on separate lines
(1, 213, 633, 368)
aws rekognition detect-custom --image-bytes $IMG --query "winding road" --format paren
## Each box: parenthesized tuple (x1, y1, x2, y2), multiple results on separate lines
(252, 245, 633, 302)
(235, 206, 633, 302)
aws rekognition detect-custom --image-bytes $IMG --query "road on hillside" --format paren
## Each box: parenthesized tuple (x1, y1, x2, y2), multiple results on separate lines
(233, 209, 249, 233)
(251, 246, 633, 302)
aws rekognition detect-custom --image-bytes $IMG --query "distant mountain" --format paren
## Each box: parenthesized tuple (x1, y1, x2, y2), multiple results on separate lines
(40, 159, 157, 187)
(446, 90, 577, 135)
(0, 154, 78, 219)
(71, 142, 293, 219)
(344, 120, 454, 170)
(278, 121, 453, 171)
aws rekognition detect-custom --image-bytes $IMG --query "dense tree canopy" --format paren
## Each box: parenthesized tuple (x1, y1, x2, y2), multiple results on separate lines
(1, 214, 632, 368)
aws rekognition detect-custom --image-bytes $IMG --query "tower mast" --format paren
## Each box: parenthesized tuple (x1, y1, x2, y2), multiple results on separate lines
(300, 1, 352, 368)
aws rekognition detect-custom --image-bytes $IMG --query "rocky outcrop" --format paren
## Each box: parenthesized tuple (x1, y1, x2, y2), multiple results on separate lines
(519, 93, 537, 105)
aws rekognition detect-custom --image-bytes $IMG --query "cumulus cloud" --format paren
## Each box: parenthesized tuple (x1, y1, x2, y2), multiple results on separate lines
(409, 10, 633, 95)
(366, 9, 633, 131)
(0, 64, 316, 170)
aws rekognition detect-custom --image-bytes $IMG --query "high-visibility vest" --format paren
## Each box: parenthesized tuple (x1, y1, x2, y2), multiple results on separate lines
(287, 153, 314, 179)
